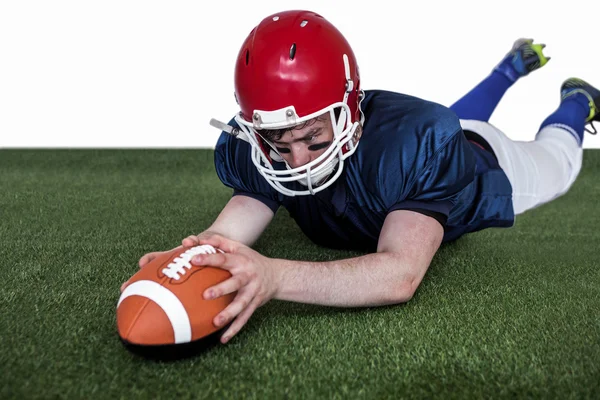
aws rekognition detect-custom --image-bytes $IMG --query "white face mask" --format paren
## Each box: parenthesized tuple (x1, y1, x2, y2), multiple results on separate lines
(240, 104, 361, 196)
(210, 94, 365, 197)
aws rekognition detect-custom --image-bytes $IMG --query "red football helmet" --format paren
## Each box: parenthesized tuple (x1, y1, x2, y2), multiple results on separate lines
(211, 10, 365, 196)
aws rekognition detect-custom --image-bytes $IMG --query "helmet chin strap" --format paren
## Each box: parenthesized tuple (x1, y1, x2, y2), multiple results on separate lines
(296, 157, 339, 189)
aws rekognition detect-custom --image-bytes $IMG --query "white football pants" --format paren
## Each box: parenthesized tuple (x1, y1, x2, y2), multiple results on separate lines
(459, 119, 583, 216)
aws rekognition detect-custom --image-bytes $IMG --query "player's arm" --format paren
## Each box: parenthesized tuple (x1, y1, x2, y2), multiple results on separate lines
(192, 209, 443, 343)
(136, 194, 274, 269)
(185, 194, 275, 248)
(274, 209, 443, 306)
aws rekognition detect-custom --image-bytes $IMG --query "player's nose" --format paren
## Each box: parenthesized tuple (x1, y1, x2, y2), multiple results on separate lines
(289, 148, 311, 169)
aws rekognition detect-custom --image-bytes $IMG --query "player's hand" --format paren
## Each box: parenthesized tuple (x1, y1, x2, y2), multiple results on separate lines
(190, 233, 280, 344)
(120, 241, 189, 292)
(119, 232, 220, 292)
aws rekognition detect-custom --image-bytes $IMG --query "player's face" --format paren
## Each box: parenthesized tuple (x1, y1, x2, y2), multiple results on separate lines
(271, 114, 335, 169)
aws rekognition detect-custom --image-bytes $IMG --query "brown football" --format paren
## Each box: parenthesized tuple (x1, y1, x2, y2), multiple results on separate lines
(117, 245, 235, 349)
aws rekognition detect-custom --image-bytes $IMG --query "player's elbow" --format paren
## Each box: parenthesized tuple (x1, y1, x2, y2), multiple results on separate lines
(390, 277, 417, 303)
(388, 259, 427, 304)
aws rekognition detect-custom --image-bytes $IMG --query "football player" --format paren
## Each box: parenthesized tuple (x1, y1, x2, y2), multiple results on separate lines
(128, 10, 600, 344)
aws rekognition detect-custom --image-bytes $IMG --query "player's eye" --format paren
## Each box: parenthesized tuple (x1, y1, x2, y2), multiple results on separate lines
(308, 141, 331, 151)
(275, 147, 291, 153)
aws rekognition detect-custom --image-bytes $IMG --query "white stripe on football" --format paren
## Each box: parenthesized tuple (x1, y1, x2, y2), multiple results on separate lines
(118, 280, 192, 344)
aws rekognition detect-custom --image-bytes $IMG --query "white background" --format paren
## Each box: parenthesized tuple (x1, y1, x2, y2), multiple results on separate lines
(1, 0, 599, 149)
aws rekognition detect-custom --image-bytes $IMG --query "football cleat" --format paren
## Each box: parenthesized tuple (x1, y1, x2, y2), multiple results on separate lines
(561, 78, 600, 134)
(494, 38, 551, 83)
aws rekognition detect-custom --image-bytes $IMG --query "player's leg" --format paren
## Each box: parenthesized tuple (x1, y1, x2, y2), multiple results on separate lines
(461, 78, 599, 215)
(450, 39, 550, 122)
(538, 78, 600, 145)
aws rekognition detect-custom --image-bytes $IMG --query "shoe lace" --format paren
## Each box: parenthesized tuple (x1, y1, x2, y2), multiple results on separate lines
(162, 245, 220, 280)
(585, 122, 598, 135)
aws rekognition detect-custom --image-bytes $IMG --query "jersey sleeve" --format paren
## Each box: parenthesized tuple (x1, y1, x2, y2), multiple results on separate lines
(213, 119, 282, 214)
(389, 129, 477, 226)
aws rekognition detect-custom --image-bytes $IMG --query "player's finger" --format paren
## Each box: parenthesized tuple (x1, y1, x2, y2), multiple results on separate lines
(213, 287, 253, 328)
(198, 234, 239, 253)
(138, 251, 162, 268)
(140, 244, 186, 268)
(191, 251, 237, 271)
(182, 235, 199, 247)
(203, 274, 244, 300)
(220, 295, 261, 344)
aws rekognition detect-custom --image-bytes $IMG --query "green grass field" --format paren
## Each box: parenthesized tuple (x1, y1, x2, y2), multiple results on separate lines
(1, 149, 599, 399)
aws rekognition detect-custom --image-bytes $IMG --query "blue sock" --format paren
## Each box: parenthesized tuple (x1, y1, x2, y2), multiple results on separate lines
(450, 71, 514, 122)
(539, 93, 590, 146)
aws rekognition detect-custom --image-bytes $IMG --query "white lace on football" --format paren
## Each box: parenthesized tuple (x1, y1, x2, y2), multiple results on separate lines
(162, 245, 221, 280)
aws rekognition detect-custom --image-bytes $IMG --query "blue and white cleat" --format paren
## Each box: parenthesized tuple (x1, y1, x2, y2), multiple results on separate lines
(494, 38, 551, 83)
(561, 78, 600, 134)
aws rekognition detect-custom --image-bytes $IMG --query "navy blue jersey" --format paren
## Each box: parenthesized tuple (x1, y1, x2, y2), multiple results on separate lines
(213, 89, 515, 252)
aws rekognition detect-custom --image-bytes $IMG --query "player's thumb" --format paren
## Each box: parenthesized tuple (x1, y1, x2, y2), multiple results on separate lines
(138, 251, 161, 268)
(138, 255, 152, 269)
(182, 235, 200, 247)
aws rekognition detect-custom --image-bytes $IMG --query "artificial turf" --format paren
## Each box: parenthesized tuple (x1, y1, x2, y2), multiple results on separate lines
(1, 149, 599, 399)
